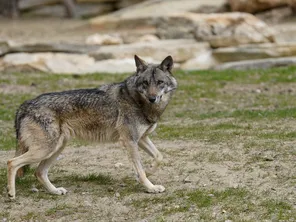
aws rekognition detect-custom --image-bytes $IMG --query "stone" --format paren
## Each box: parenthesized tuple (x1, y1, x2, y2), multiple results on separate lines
(213, 43, 296, 63)
(24, 3, 113, 18)
(274, 23, 296, 43)
(74, 3, 114, 18)
(91, 10, 275, 47)
(31, 187, 39, 193)
(135, 34, 159, 43)
(183, 176, 192, 183)
(89, 0, 226, 28)
(19, 0, 60, 11)
(180, 50, 217, 70)
(0, 41, 10, 56)
(77, 0, 116, 2)
(193, 13, 275, 48)
(85, 57, 159, 73)
(2, 53, 95, 74)
(227, 0, 289, 14)
(214, 57, 296, 70)
(1, 52, 159, 74)
(85, 34, 123, 45)
(89, 39, 211, 63)
(10, 42, 100, 54)
(115, 162, 124, 168)
(116, 0, 146, 9)
(255, 6, 293, 24)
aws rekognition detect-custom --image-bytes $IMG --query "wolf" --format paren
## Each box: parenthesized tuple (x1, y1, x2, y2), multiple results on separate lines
(7, 55, 177, 199)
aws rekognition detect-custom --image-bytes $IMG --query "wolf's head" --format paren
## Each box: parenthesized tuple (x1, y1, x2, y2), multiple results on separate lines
(132, 55, 177, 104)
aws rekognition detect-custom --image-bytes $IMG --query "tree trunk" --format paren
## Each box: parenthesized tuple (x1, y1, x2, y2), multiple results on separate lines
(0, 0, 19, 18)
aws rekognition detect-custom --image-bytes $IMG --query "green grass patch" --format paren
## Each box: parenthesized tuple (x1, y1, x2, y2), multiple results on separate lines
(156, 122, 250, 141)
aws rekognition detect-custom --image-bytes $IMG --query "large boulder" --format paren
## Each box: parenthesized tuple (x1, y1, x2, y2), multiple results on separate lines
(89, 39, 210, 63)
(215, 57, 296, 70)
(91, 11, 275, 47)
(0, 52, 159, 74)
(0, 41, 10, 56)
(213, 43, 296, 63)
(227, 0, 289, 14)
(24, 3, 113, 18)
(90, 0, 227, 28)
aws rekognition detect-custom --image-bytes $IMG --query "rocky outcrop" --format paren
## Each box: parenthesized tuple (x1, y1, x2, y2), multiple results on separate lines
(213, 43, 296, 63)
(89, 0, 227, 28)
(90, 11, 275, 47)
(0, 42, 10, 56)
(215, 57, 296, 70)
(85, 34, 123, 45)
(89, 39, 211, 63)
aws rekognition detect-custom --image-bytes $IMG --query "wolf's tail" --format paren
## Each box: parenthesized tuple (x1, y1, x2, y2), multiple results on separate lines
(14, 108, 29, 178)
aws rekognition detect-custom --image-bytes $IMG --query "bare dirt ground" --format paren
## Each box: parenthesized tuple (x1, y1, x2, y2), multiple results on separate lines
(0, 135, 295, 221)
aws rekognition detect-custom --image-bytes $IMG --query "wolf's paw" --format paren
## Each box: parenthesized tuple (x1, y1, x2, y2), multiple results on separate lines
(8, 192, 15, 200)
(147, 185, 165, 193)
(54, 187, 68, 195)
(7, 187, 15, 200)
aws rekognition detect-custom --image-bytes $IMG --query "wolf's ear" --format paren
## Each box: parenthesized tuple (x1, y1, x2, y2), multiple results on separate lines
(160, 56, 173, 72)
(134, 55, 147, 73)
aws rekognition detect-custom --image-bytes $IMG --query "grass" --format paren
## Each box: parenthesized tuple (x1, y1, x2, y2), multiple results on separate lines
(2, 67, 296, 148)
(1, 66, 296, 221)
(132, 187, 295, 221)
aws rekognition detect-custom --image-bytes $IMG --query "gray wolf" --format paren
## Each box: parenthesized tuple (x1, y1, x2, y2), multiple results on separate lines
(7, 55, 177, 199)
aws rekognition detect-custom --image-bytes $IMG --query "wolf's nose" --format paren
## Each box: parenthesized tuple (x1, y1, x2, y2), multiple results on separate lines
(148, 96, 157, 103)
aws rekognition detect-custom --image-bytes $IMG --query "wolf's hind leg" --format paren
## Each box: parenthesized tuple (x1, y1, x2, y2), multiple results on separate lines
(35, 136, 67, 195)
(121, 139, 165, 193)
(7, 145, 58, 199)
(138, 136, 163, 175)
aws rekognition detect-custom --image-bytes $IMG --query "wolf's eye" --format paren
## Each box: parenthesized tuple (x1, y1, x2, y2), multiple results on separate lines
(142, 80, 149, 86)
(157, 80, 164, 85)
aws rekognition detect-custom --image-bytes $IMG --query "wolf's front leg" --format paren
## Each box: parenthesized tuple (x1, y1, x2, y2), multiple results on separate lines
(120, 139, 165, 193)
(138, 136, 163, 176)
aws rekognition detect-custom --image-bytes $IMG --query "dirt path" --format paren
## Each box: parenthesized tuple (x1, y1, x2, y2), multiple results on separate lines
(1, 137, 295, 221)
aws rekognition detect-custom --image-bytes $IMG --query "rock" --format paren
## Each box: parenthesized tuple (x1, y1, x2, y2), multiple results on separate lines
(10, 43, 100, 54)
(31, 187, 39, 193)
(91, 10, 275, 47)
(44, 53, 96, 73)
(77, 0, 116, 2)
(74, 3, 114, 18)
(193, 13, 275, 48)
(89, 39, 211, 63)
(181, 50, 217, 70)
(24, 3, 113, 18)
(85, 57, 159, 73)
(274, 23, 296, 43)
(89, 0, 226, 28)
(115, 162, 124, 168)
(214, 56, 296, 70)
(183, 176, 192, 183)
(19, 0, 60, 11)
(213, 43, 296, 63)
(1, 52, 159, 74)
(116, 0, 146, 9)
(86, 34, 123, 45)
(227, 0, 289, 14)
(255, 6, 293, 24)
(135, 34, 159, 43)
(2, 53, 95, 74)
(0, 41, 10, 56)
